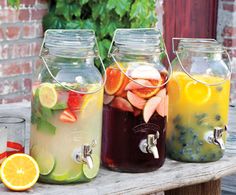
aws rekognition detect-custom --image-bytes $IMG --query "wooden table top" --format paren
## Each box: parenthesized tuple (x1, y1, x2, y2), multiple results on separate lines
(0, 103, 236, 195)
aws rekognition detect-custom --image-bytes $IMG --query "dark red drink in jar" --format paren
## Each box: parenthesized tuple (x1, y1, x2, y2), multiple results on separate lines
(101, 28, 170, 172)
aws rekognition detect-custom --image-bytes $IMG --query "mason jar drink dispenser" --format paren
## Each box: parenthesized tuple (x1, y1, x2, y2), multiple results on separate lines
(102, 28, 171, 172)
(167, 38, 231, 162)
(30, 30, 105, 183)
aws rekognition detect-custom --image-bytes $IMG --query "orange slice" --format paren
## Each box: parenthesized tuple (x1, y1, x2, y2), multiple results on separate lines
(115, 76, 129, 96)
(105, 67, 125, 95)
(184, 81, 211, 105)
(1, 154, 39, 191)
(132, 79, 163, 99)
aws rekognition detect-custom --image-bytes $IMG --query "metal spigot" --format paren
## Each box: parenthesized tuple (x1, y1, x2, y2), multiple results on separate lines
(208, 127, 226, 150)
(139, 132, 160, 159)
(72, 140, 97, 169)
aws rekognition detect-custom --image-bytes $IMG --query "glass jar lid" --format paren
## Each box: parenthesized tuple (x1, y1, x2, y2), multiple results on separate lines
(110, 28, 163, 55)
(43, 29, 98, 58)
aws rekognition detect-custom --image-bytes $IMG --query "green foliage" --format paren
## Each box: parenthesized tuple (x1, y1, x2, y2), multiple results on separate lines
(7, 0, 20, 7)
(43, 0, 157, 66)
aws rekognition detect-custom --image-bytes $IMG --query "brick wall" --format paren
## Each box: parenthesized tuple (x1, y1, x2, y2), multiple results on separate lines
(217, 0, 236, 105)
(0, 0, 48, 104)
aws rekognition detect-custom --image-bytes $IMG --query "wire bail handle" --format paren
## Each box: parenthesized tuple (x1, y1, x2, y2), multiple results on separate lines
(39, 29, 107, 95)
(172, 37, 232, 86)
(108, 28, 172, 89)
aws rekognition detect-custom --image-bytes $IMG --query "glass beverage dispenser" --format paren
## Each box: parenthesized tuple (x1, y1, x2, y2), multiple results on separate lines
(102, 28, 171, 172)
(167, 38, 231, 162)
(30, 30, 105, 183)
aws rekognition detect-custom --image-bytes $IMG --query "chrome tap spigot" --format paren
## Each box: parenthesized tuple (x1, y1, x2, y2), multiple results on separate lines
(83, 145, 93, 169)
(207, 127, 226, 150)
(139, 132, 160, 159)
(72, 140, 97, 169)
(213, 127, 225, 150)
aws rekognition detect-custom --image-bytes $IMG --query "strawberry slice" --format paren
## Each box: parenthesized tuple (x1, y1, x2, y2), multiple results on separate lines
(67, 91, 84, 110)
(60, 109, 77, 123)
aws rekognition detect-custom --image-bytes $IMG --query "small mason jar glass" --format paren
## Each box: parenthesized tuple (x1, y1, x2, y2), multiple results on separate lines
(0, 116, 25, 164)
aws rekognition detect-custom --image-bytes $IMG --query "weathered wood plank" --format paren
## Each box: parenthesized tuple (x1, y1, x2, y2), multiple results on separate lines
(0, 104, 235, 195)
(165, 179, 221, 195)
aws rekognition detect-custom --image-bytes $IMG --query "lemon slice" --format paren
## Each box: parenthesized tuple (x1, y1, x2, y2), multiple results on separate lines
(82, 154, 100, 179)
(30, 145, 55, 176)
(39, 83, 58, 108)
(1, 154, 39, 191)
(185, 81, 211, 105)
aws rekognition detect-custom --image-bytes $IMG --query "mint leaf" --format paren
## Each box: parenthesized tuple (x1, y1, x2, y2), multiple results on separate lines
(41, 106, 53, 118)
(37, 119, 56, 135)
(52, 103, 67, 110)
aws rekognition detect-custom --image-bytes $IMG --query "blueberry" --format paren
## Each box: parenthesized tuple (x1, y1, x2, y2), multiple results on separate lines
(211, 153, 216, 159)
(173, 115, 181, 124)
(193, 134, 198, 139)
(215, 114, 221, 121)
(216, 86, 223, 92)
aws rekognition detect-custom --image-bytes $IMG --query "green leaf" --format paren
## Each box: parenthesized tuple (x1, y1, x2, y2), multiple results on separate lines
(37, 118, 56, 135)
(98, 39, 111, 60)
(7, 0, 20, 8)
(107, 0, 131, 17)
(65, 20, 82, 29)
(41, 106, 53, 118)
(92, 3, 106, 20)
(80, 0, 89, 5)
(52, 103, 67, 110)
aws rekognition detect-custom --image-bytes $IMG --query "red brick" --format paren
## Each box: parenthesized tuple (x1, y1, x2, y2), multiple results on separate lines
(222, 26, 236, 37)
(22, 25, 36, 38)
(32, 40, 42, 56)
(22, 62, 32, 74)
(24, 78, 32, 92)
(228, 49, 236, 57)
(0, 28, 4, 41)
(20, 0, 36, 6)
(31, 8, 48, 20)
(0, 9, 18, 23)
(5, 26, 21, 40)
(223, 3, 236, 12)
(0, 0, 7, 7)
(2, 63, 21, 76)
(223, 38, 236, 47)
(19, 9, 30, 21)
(35, 58, 43, 70)
(0, 45, 9, 60)
(0, 79, 21, 95)
(3, 95, 30, 103)
(10, 43, 31, 59)
(35, 23, 44, 37)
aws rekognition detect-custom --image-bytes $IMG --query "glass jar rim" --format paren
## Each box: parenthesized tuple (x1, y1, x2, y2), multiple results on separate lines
(178, 39, 224, 53)
(112, 28, 163, 54)
(0, 116, 25, 124)
(42, 29, 99, 58)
